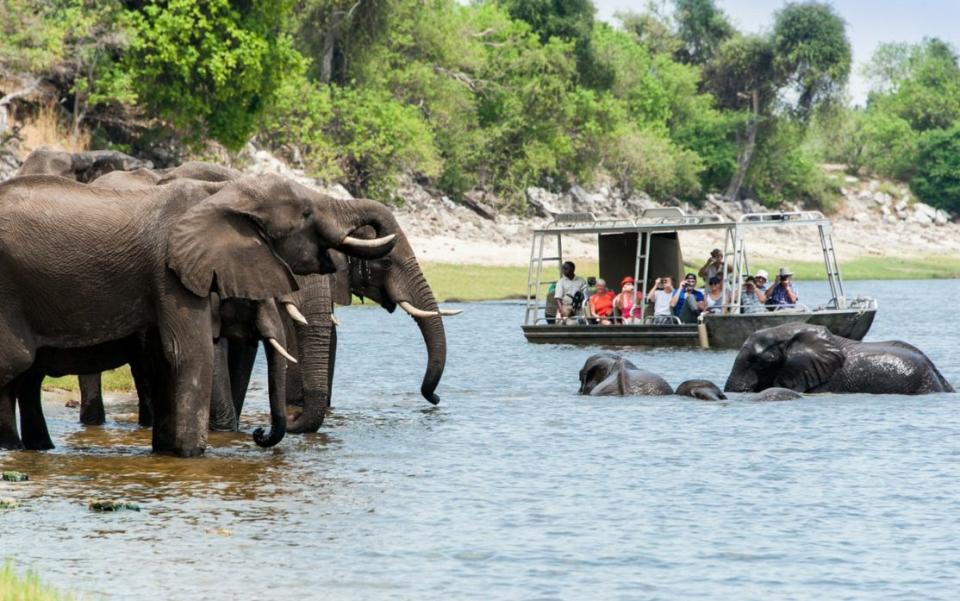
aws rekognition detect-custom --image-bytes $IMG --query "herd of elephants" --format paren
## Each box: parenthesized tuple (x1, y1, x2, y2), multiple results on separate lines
(0, 149, 954, 458)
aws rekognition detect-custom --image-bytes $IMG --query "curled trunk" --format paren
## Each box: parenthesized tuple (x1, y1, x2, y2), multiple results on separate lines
(286, 274, 335, 434)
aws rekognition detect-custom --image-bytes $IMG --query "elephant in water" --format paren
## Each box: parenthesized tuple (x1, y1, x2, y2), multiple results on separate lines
(578, 353, 673, 396)
(724, 323, 954, 395)
(747, 388, 803, 402)
(675, 379, 727, 401)
(0, 173, 398, 455)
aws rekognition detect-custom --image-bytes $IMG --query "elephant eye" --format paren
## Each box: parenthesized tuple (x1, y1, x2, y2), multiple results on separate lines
(301, 209, 312, 220)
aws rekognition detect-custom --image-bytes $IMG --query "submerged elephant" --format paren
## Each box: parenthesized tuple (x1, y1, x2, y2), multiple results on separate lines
(724, 323, 954, 395)
(0, 173, 398, 455)
(746, 387, 803, 402)
(17, 147, 151, 182)
(675, 379, 727, 401)
(578, 353, 673, 396)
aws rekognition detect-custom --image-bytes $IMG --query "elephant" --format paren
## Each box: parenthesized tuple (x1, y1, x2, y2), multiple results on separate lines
(87, 163, 451, 435)
(675, 379, 727, 401)
(578, 353, 673, 396)
(0, 173, 398, 455)
(17, 147, 152, 182)
(746, 387, 803, 402)
(724, 323, 955, 395)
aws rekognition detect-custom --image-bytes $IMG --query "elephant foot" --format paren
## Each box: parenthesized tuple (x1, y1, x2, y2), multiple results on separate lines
(22, 434, 55, 451)
(0, 435, 25, 450)
(173, 446, 206, 458)
(79, 402, 106, 426)
(138, 402, 153, 428)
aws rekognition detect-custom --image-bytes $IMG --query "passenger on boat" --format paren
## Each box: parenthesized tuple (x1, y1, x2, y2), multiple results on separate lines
(698, 248, 733, 281)
(614, 276, 643, 324)
(555, 261, 589, 324)
(703, 276, 729, 314)
(740, 276, 767, 313)
(586, 279, 616, 325)
(766, 267, 799, 309)
(645, 276, 675, 325)
(671, 273, 705, 324)
(754, 269, 770, 293)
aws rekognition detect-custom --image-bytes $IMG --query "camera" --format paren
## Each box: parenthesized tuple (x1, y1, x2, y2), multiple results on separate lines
(587, 276, 597, 286)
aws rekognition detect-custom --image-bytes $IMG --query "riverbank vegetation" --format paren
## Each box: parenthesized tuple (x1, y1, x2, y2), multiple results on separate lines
(0, 562, 78, 601)
(4, 0, 956, 213)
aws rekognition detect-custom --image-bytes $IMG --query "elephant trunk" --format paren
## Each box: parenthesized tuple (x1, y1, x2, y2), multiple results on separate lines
(324, 199, 400, 260)
(285, 274, 335, 434)
(388, 254, 446, 405)
(253, 339, 288, 447)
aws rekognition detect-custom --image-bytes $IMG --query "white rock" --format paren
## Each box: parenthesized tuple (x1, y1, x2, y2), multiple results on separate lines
(913, 202, 938, 220)
(894, 200, 908, 212)
(325, 183, 353, 200)
(852, 212, 870, 222)
(935, 209, 950, 225)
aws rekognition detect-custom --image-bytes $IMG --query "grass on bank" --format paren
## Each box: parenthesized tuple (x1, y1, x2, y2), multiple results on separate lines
(0, 562, 79, 601)
(422, 255, 960, 302)
(42, 366, 132, 394)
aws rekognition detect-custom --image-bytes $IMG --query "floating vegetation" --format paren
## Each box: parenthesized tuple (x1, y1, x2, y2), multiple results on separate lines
(0, 498, 20, 510)
(1, 471, 29, 482)
(88, 500, 141, 512)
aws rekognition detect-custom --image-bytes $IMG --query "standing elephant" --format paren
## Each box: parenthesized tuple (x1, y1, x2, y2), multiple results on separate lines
(17, 147, 152, 182)
(724, 323, 954, 395)
(0, 173, 398, 455)
(578, 353, 673, 396)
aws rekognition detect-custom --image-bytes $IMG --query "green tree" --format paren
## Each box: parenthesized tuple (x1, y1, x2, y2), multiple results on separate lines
(910, 126, 960, 212)
(672, 0, 733, 65)
(124, 0, 304, 149)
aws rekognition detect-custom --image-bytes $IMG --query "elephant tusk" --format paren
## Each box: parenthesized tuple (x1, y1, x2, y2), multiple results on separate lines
(398, 301, 439, 319)
(268, 338, 298, 364)
(284, 303, 309, 326)
(340, 233, 396, 249)
(438, 308, 462, 316)
(330, 314, 341, 326)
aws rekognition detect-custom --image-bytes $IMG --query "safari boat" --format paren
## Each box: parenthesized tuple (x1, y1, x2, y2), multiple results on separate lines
(521, 208, 877, 348)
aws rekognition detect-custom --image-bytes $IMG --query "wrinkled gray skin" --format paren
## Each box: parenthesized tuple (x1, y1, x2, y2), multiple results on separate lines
(724, 323, 955, 395)
(83, 163, 447, 436)
(17, 147, 152, 182)
(578, 353, 673, 396)
(0, 173, 399, 455)
(675, 379, 727, 401)
(746, 387, 803, 402)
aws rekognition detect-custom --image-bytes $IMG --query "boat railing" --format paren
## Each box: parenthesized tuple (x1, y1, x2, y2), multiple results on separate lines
(738, 210, 826, 223)
(826, 295, 877, 310)
(705, 303, 813, 315)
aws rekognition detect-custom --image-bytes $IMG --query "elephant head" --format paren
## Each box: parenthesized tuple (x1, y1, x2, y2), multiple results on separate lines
(168, 173, 399, 301)
(723, 323, 847, 393)
(578, 352, 632, 395)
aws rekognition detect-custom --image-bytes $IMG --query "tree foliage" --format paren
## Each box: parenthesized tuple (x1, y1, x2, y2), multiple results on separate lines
(910, 126, 960, 212)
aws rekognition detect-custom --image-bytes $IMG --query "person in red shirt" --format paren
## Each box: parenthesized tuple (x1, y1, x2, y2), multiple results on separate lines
(586, 278, 616, 325)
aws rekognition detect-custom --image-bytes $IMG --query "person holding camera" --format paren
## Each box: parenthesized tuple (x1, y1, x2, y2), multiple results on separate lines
(740, 275, 767, 313)
(766, 267, 799, 309)
(554, 261, 588, 324)
(670, 273, 706, 324)
(698, 248, 732, 281)
(645, 275, 675, 325)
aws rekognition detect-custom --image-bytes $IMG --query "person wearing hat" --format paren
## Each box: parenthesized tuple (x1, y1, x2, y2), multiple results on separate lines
(766, 266, 799, 309)
(586, 278, 616, 325)
(698, 248, 733, 281)
(754, 269, 770, 293)
(614, 276, 643, 324)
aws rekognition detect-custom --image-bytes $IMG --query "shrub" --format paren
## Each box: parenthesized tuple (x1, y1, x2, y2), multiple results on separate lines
(910, 126, 960, 213)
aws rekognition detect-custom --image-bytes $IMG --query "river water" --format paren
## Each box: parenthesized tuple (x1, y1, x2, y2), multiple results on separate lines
(2, 279, 959, 600)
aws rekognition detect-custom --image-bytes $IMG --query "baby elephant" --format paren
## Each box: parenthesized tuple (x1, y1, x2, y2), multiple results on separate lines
(747, 387, 803, 402)
(579, 353, 673, 396)
(675, 379, 727, 401)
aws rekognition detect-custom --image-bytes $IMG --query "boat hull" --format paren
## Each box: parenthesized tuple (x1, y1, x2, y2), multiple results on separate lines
(522, 308, 876, 349)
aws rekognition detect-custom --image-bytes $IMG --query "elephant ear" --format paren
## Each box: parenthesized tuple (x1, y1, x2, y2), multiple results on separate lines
(328, 251, 353, 306)
(774, 328, 845, 391)
(168, 181, 299, 300)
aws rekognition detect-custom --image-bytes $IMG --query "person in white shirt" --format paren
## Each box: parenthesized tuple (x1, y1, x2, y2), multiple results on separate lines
(554, 261, 588, 324)
(645, 276, 675, 325)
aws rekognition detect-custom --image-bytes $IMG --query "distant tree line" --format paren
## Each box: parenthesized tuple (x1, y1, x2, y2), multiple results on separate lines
(1, 0, 957, 213)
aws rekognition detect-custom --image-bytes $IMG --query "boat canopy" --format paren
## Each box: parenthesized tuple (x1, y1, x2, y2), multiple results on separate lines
(525, 208, 849, 326)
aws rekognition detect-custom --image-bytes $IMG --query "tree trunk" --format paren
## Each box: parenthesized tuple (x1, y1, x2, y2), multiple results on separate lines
(725, 89, 760, 201)
(319, 11, 343, 84)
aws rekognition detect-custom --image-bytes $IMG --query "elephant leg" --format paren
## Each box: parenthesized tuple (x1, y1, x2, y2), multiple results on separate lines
(209, 338, 238, 432)
(17, 373, 54, 450)
(0, 384, 24, 450)
(153, 300, 213, 457)
(78, 373, 106, 426)
(130, 358, 154, 428)
(226, 338, 258, 419)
